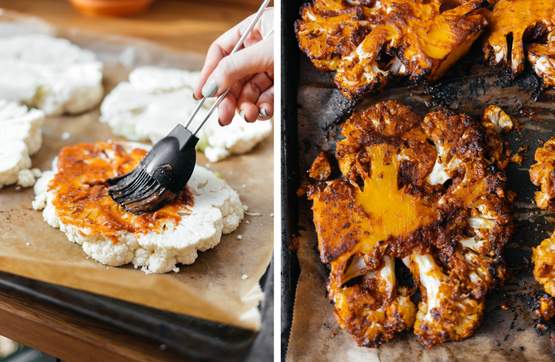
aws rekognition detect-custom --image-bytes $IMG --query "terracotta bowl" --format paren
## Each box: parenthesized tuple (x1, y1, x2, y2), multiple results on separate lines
(69, 0, 154, 17)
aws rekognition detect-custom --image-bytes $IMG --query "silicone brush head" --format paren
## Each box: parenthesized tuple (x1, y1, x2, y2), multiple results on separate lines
(108, 124, 198, 214)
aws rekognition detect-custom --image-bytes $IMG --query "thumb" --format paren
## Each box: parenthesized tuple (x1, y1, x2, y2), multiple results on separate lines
(201, 37, 273, 98)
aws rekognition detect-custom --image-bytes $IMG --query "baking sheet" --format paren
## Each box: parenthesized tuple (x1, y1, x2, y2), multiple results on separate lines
(0, 11, 273, 331)
(285, 32, 555, 362)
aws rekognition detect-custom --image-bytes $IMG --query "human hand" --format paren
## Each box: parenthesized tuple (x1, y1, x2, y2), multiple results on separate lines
(194, 8, 274, 126)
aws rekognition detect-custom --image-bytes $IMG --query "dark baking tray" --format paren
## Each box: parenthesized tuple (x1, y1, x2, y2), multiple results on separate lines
(0, 262, 273, 362)
(280, 1, 302, 359)
(282, 0, 555, 358)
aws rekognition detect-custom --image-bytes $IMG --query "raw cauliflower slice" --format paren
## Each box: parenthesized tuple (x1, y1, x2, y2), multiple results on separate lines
(186, 114, 273, 162)
(0, 100, 44, 155)
(100, 66, 272, 162)
(0, 140, 31, 187)
(0, 100, 44, 188)
(32, 142, 245, 274)
(0, 34, 103, 115)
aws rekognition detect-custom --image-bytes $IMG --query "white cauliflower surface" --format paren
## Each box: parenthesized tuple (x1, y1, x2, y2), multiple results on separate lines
(0, 34, 103, 115)
(0, 23, 271, 331)
(100, 66, 272, 162)
(0, 100, 44, 188)
(32, 142, 245, 274)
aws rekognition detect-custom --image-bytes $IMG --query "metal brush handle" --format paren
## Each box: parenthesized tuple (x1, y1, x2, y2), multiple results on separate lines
(194, 27, 274, 134)
(184, 0, 272, 134)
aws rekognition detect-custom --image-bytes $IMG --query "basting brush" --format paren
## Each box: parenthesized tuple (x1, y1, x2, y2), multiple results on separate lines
(108, 0, 271, 214)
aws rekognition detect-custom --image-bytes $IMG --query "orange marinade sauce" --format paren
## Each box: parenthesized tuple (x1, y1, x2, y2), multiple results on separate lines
(49, 142, 192, 240)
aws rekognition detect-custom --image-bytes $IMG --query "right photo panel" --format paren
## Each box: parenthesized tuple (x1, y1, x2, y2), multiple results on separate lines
(281, 1, 555, 361)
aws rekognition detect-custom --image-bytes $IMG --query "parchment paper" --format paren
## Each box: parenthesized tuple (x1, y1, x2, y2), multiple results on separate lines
(0, 11, 273, 331)
(286, 50, 554, 359)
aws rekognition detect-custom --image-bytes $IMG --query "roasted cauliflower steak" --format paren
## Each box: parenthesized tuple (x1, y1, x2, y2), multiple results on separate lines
(484, 0, 555, 86)
(533, 232, 555, 298)
(307, 101, 512, 347)
(295, 0, 372, 71)
(530, 137, 555, 320)
(530, 137, 555, 211)
(533, 228, 555, 321)
(296, 0, 487, 98)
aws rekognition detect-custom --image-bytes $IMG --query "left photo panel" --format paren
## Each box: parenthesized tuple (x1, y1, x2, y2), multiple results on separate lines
(0, 1, 274, 361)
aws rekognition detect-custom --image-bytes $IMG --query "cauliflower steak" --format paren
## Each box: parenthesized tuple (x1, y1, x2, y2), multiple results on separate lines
(295, 0, 487, 98)
(33, 141, 245, 273)
(307, 101, 512, 347)
(530, 137, 555, 320)
(100, 66, 272, 162)
(533, 232, 555, 313)
(530, 137, 555, 211)
(0, 34, 103, 115)
(0, 100, 44, 188)
(484, 0, 555, 86)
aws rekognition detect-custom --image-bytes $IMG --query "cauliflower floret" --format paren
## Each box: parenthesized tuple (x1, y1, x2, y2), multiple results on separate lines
(308, 151, 332, 181)
(329, 256, 416, 347)
(528, 35, 555, 88)
(17, 168, 41, 188)
(100, 66, 272, 162)
(482, 105, 514, 133)
(404, 253, 484, 347)
(307, 101, 511, 347)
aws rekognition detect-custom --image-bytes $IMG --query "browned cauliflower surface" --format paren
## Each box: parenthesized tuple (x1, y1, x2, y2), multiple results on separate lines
(534, 232, 555, 299)
(484, 0, 555, 86)
(530, 137, 555, 210)
(306, 101, 512, 347)
(530, 137, 555, 321)
(296, 0, 487, 98)
(481, 104, 514, 169)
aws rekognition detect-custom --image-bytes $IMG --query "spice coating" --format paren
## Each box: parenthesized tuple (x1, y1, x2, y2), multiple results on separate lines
(484, 0, 555, 86)
(306, 101, 512, 347)
(49, 142, 193, 239)
(530, 137, 555, 321)
(295, 0, 487, 98)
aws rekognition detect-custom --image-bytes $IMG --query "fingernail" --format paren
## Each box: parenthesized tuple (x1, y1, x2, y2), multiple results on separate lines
(193, 93, 200, 100)
(241, 110, 255, 123)
(258, 108, 268, 119)
(259, 104, 272, 119)
(218, 117, 225, 126)
(202, 80, 218, 98)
